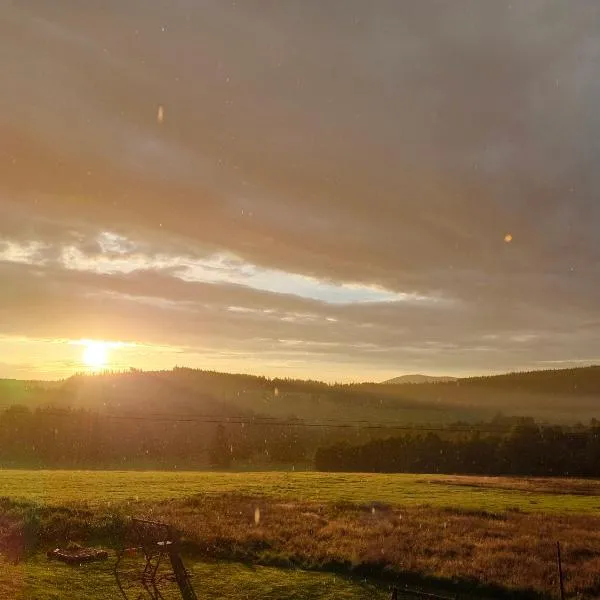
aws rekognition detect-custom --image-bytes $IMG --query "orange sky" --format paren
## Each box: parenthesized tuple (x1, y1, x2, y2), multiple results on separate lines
(1, 1, 599, 381)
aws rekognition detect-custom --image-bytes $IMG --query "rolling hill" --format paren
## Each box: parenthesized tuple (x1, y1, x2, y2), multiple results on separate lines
(382, 374, 457, 384)
(0, 365, 599, 425)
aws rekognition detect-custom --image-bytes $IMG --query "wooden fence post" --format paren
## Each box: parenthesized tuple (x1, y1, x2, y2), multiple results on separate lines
(556, 541, 565, 600)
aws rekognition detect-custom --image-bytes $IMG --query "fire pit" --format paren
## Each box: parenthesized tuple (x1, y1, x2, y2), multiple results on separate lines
(47, 546, 109, 565)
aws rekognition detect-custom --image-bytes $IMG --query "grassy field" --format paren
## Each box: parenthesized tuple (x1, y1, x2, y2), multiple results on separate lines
(0, 555, 389, 600)
(3, 470, 600, 598)
(1, 470, 600, 514)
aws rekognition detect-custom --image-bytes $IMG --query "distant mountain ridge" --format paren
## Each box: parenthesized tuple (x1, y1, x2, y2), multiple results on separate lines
(382, 374, 458, 385)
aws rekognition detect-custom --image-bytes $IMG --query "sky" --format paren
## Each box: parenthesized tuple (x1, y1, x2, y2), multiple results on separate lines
(1, 0, 599, 382)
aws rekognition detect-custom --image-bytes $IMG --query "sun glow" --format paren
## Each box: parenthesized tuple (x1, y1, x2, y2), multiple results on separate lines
(70, 339, 136, 372)
(82, 341, 109, 369)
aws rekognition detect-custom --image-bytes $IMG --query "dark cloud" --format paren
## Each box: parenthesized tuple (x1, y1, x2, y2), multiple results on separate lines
(1, 256, 598, 378)
(1, 1, 599, 378)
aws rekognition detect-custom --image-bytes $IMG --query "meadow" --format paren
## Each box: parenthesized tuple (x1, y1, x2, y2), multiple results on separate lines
(2, 470, 600, 513)
(0, 555, 389, 600)
(3, 470, 600, 598)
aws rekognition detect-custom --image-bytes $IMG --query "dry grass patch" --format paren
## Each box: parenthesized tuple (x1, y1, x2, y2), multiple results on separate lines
(424, 475, 600, 496)
(146, 494, 600, 598)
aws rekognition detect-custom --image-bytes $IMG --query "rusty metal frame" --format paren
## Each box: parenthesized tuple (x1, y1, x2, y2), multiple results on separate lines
(114, 518, 197, 600)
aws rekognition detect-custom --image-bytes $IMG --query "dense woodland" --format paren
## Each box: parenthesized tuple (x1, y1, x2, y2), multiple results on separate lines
(1, 403, 598, 473)
(315, 423, 600, 476)
(0, 405, 317, 469)
(0, 365, 599, 471)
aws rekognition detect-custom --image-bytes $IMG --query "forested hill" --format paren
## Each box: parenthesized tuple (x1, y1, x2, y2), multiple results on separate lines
(1, 366, 599, 469)
(382, 374, 457, 384)
(0, 365, 599, 425)
(461, 366, 600, 395)
(375, 365, 600, 423)
(382, 366, 600, 395)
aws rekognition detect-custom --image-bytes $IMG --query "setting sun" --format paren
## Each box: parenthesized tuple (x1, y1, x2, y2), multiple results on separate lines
(82, 341, 109, 369)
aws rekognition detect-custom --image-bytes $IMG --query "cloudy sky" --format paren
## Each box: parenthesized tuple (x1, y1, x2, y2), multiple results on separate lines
(1, 0, 599, 381)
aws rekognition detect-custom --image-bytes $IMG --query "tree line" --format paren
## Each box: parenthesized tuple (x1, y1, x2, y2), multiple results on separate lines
(315, 423, 600, 477)
(4, 400, 600, 476)
(0, 405, 313, 469)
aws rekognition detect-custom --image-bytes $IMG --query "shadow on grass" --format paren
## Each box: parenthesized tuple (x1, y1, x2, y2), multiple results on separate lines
(1, 497, 555, 600)
(178, 540, 550, 600)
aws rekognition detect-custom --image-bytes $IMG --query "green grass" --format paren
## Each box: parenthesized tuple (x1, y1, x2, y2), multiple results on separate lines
(1, 470, 600, 514)
(0, 555, 390, 600)
(4, 470, 600, 598)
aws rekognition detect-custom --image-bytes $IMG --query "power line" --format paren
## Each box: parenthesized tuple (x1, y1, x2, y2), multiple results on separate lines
(0, 405, 552, 434)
